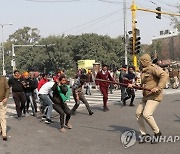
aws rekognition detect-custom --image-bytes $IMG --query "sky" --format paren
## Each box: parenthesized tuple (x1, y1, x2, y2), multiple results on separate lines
(0, 0, 179, 44)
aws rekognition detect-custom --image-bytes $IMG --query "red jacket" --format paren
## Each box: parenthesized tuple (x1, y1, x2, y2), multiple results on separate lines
(38, 78, 48, 91)
(95, 71, 114, 87)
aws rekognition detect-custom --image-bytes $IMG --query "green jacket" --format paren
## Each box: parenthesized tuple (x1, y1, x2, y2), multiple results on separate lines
(57, 85, 70, 103)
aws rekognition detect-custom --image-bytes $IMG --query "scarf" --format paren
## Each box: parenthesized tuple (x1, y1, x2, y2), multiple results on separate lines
(57, 85, 71, 103)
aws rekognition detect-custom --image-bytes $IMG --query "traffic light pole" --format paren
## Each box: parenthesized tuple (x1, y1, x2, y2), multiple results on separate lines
(131, 0, 138, 69)
(137, 7, 180, 17)
(130, 0, 180, 69)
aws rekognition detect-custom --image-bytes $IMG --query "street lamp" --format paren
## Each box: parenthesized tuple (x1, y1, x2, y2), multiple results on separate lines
(0, 23, 13, 75)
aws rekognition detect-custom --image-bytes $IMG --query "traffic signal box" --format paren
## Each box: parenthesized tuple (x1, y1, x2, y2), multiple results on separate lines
(156, 7, 161, 19)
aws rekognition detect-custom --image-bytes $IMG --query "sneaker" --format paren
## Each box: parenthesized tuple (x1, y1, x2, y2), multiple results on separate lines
(42, 116, 46, 120)
(89, 111, 94, 115)
(60, 128, 66, 133)
(2, 136, 7, 141)
(65, 123, 72, 129)
(151, 131, 162, 144)
(45, 119, 52, 124)
(31, 113, 36, 116)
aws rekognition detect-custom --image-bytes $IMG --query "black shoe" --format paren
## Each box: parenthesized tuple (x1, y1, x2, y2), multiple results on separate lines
(89, 111, 94, 115)
(151, 131, 162, 144)
(123, 100, 126, 106)
(45, 119, 52, 124)
(139, 134, 151, 144)
(2, 136, 7, 141)
(17, 115, 22, 120)
(129, 104, 135, 107)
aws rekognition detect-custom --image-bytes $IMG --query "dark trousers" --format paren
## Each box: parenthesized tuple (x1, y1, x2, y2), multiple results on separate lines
(100, 86, 108, 107)
(12, 92, 26, 117)
(120, 86, 126, 101)
(53, 103, 71, 128)
(124, 88, 135, 105)
(72, 92, 92, 113)
(109, 83, 114, 94)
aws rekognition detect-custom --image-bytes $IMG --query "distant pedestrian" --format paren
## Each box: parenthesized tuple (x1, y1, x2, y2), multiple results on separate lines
(85, 70, 93, 95)
(95, 64, 114, 112)
(119, 65, 127, 105)
(71, 69, 93, 115)
(123, 66, 137, 106)
(8, 70, 26, 118)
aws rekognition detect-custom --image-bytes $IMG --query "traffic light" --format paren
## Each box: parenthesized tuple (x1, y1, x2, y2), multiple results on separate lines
(128, 37, 133, 55)
(156, 7, 161, 19)
(135, 36, 141, 54)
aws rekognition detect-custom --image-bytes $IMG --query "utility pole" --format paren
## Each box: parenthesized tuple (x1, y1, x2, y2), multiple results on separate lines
(123, 0, 128, 65)
(0, 23, 13, 75)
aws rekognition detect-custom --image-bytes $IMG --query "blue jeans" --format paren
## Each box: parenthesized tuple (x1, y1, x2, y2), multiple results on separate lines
(38, 94, 53, 119)
(25, 92, 35, 114)
(85, 83, 91, 95)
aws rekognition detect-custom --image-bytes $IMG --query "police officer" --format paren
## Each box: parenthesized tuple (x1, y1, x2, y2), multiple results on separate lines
(0, 76, 10, 141)
(129, 54, 168, 144)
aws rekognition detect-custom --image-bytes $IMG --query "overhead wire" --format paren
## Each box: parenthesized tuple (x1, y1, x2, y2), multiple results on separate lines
(26, 0, 81, 2)
(154, 0, 178, 8)
(71, 11, 122, 34)
(93, 17, 125, 32)
(59, 9, 122, 34)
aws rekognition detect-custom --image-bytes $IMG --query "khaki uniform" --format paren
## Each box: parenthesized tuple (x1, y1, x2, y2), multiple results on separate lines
(169, 69, 179, 89)
(136, 54, 168, 135)
(0, 76, 10, 137)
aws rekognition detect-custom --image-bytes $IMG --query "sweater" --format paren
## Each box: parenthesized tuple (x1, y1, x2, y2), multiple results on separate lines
(95, 70, 114, 87)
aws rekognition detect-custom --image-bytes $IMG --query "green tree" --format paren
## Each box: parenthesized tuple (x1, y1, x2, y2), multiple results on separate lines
(8, 27, 40, 44)
(171, 4, 180, 31)
(4, 27, 41, 74)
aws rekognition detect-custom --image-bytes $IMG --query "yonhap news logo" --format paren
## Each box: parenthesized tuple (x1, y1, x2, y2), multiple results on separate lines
(121, 130, 136, 148)
(121, 130, 180, 148)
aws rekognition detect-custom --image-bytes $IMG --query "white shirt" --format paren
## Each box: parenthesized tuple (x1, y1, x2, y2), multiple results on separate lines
(102, 70, 107, 75)
(38, 81, 55, 95)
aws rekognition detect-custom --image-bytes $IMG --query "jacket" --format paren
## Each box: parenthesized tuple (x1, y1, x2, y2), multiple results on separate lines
(95, 70, 114, 87)
(0, 76, 10, 101)
(140, 54, 168, 102)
